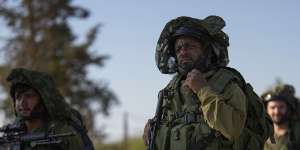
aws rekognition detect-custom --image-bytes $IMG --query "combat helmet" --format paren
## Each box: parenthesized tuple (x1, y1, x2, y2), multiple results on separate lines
(262, 84, 300, 120)
(155, 15, 229, 74)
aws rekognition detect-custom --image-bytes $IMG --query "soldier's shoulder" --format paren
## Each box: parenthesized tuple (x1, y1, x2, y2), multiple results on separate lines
(48, 120, 78, 134)
(48, 120, 85, 148)
(162, 73, 181, 89)
(206, 68, 244, 93)
(212, 67, 244, 80)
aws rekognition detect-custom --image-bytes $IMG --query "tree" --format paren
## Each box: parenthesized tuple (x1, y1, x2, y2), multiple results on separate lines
(0, 0, 118, 141)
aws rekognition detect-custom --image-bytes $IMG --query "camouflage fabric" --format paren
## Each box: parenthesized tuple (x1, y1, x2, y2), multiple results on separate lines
(154, 68, 248, 150)
(155, 16, 229, 74)
(153, 66, 274, 150)
(7, 68, 73, 121)
(6, 68, 85, 150)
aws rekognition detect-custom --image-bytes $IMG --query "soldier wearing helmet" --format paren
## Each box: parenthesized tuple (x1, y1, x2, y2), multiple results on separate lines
(263, 84, 300, 150)
(143, 16, 271, 150)
(1, 68, 94, 150)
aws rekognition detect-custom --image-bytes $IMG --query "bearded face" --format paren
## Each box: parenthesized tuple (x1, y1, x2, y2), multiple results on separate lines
(174, 36, 207, 74)
(267, 100, 290, 125)
(14, 86, 47, 120)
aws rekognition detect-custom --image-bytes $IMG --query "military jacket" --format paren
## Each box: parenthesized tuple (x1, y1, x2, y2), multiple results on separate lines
(264, 121, 300, 150)
(7, 120, 84, 150)
(155, 68, 247, 150)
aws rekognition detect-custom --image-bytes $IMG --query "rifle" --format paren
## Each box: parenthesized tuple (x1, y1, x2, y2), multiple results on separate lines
(0, 124, 75, 150)
(147, 90, 167, 150)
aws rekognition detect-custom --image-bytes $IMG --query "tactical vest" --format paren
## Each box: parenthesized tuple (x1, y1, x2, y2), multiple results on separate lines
(154, 67, 272, 150)
(155, 70, 233, 150)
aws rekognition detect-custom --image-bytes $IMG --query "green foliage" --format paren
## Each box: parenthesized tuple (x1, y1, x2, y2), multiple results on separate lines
(0, 0, 118, 140)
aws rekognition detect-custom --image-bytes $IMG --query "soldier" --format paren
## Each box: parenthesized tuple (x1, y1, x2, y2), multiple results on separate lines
(262, 84, 300, 150)
(143, 16, 272, 150)
(2, 68, 92, 150)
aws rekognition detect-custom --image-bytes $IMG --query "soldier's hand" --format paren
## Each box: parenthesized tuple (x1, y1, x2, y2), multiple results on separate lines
(143, 119, 151, 146)
(184, 69, 207, 93)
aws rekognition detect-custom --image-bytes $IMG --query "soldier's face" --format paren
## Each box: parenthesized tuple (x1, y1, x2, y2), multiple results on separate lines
(15, 89, 41, 118)
(174, 36, 205, 72)
(267, 100, 289, 124)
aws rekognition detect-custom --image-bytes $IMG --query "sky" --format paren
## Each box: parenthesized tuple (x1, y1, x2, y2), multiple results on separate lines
(68, 0, 300, 142)
(1, 0, 300, 143)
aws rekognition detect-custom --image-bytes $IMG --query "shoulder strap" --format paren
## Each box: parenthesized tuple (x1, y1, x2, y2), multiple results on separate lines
(222, 67, 247, 88)
(208, 68, 240, 93)
(163, 74, 185, 111)
(69, 108, 95, 150)
(164, 74, 181, 90)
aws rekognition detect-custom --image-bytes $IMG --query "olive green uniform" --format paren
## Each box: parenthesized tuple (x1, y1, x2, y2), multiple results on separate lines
(264, 121, 300, 150)
(265, 134, 289, 150)
(155, 68, 247, 150)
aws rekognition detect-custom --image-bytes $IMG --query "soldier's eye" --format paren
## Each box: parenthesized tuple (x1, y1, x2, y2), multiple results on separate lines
(175, 45, 182, 53)
(15, 95, 21, 101)
(24, 92, 37, 98)
(15, 92, 23, 100)
(186, 43, 199, 49)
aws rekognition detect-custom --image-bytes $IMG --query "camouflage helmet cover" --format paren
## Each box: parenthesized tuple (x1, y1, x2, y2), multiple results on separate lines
(155, 15, 230, 74)
(262, 84, 298, 111)
(6, 68, 73, 121)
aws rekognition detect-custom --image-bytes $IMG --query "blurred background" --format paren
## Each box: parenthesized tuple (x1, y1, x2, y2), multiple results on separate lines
(0, 0, 299, 149)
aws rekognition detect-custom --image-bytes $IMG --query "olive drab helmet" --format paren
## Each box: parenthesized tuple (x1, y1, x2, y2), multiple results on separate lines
(155, 15, 230, 74)
(262, 84, 300, 120)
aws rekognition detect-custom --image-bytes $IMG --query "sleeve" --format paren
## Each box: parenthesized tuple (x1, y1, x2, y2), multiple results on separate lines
(197, 81, 247, 141)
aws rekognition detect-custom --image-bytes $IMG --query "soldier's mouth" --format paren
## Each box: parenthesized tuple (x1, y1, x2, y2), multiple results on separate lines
(19, 109, 30, 113)
(179, 58, 193, 64)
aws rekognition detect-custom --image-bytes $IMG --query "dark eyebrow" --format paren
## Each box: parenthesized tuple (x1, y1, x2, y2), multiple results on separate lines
(15, 89, 36, 97)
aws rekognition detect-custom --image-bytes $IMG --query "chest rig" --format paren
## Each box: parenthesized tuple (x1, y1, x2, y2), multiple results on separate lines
(157, 74, 224, 150)
(161, 74, 204, 126)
